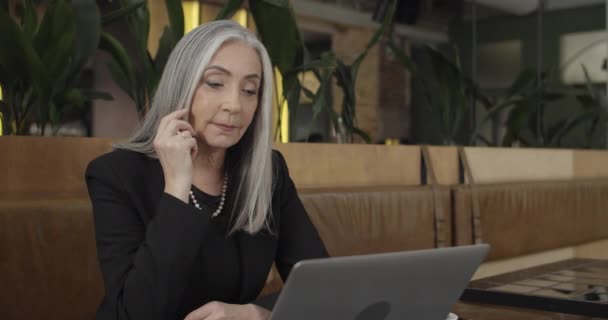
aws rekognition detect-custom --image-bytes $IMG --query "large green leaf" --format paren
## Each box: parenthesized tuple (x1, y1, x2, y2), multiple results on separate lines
(334, 61, 356, 133)
(352, 0, 397, 70)
(41, 24, 75, 80)
(310, 63, 334, 119)
(352, 127, 371, 143)
(506, 69, 536, 99)
(427, 47, 456, 137)
(35, 0, 69, 55)
(102, 0, 146, 26)
(0, 65, 7, 91)
(0, 7, 29, 84)
(165, 0, 184, 40)
(99, 32, 136, 93)
(469, 98, 525, 144)
(332, 0, 396, 143)
(548, 109, 600, 146)
(120, 0, 150, 56)
(503, 100, 533, 146)
(154, 26, 174, 74)
(33, 0, 75, 83)
(0, 102, 7, 135)
(287, 59, 337, 74)
(69, 0, 101, 80)
(250, 0, 302, 74)
(22, 0, 38, 39)
(0, 5, 50, 110)
(106, 57, 133, 101)
(58, 88, 87, 108)
(0, 99, 8, 116)
(577, 94, 596, 109)
(386, 37, 416, 74)
(215, 0, 244, 20)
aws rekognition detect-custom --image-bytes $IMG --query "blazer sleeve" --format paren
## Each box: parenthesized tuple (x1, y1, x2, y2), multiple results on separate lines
(86, 156, 211, 320)
(272, 150, 329, 281)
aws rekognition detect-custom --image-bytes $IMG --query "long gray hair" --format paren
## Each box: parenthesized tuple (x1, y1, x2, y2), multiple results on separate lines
(115, 20, 274, 234)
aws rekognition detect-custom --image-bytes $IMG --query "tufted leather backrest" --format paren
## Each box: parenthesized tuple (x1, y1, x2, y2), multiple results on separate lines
(453, 179, 608, 261)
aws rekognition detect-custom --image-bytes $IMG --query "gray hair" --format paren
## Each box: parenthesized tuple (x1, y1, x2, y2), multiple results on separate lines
(115, 20, 274, 234)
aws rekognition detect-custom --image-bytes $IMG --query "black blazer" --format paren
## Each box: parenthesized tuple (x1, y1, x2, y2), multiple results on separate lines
(86, 149, 328, 320)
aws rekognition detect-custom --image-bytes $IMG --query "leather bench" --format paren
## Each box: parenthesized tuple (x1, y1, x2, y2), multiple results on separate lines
(453, 179, 608, 261)
(0, 184, 449, 319)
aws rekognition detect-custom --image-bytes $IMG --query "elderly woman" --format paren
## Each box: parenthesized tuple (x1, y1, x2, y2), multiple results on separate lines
(86, 20, 328, 320)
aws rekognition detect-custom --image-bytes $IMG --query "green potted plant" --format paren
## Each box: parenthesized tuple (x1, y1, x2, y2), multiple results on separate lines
(217, 0, 398, 143)
(0, 0, 113, 136)
(99, 0, 183, 118)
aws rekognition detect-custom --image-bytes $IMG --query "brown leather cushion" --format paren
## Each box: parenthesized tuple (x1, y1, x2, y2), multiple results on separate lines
(260, 186, 452, 296)
(453, 179, 608, 261)
(301, 186, 451, 256)
(0, 198, 103, 320)
(0, 137, 113, 197)
(1, 186, 451, 314)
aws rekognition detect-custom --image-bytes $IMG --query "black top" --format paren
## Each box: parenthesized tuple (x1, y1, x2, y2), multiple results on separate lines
(85, 149, 328, 320)
(183, 187, 241, 309)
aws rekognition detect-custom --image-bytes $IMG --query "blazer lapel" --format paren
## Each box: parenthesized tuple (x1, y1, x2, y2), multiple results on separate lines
(236, 230, 277, 303)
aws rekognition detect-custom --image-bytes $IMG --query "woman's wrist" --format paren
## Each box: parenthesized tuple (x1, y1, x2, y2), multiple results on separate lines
(247, 304, 271, 320)
(164, 183, 190, 203)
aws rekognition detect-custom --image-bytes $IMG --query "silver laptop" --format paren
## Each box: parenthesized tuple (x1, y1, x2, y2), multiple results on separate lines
(271, 244, 489, 320)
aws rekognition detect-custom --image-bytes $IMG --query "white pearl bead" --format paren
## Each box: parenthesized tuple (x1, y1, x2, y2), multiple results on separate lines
(189, 174, 227, 218)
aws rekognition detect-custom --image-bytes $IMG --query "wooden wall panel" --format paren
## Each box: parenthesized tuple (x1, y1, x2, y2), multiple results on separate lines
(427, 146, 459, 185)
(463, 147, 573, 183)
(275, 143, 421, 189)
(573, 150, 608, 179)
(1, 138, 422, 198)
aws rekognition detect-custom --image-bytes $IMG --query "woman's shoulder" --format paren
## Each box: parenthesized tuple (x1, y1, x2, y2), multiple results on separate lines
(271, 149, 289, 176)
(87, 148, 155, 176)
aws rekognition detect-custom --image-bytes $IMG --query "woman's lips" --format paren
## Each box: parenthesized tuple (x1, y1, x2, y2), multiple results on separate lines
(214, 123, 238, 132)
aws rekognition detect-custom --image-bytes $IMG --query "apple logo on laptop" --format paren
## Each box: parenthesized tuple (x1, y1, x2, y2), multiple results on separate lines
(354, 301, 391, 320)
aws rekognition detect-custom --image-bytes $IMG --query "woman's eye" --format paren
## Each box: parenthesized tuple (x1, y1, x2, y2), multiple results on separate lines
(206, 81, 223, 88)
(243, 89, 258, 96)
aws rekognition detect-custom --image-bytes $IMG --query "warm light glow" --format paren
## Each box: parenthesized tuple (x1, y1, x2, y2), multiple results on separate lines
(232, 8, 247, 27)
(182, 1, 200, 33)
(385, 138, 399, 145)
(298, 71, 320, 104)
(273, 68, 289, 143)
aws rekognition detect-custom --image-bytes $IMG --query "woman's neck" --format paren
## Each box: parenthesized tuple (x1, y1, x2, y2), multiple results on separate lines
(192, 145, 226, 195)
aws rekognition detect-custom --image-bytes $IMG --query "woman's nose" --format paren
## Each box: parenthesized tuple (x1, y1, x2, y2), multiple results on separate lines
(222, 89, 242, 113)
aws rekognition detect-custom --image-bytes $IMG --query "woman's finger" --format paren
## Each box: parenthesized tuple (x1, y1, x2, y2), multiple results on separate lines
(179, 130, 193, 139)
(190, 138, 198, 159)
(165, 119, 196, 137)
(183, 302, 216, 320)
(158, 108, 189, 132)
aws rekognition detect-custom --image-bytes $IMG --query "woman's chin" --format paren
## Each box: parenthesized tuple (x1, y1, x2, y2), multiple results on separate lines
(203, 137, 240, 151)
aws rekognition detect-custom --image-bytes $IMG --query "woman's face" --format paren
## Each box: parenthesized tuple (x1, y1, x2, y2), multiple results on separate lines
(190, 41, 262, 150)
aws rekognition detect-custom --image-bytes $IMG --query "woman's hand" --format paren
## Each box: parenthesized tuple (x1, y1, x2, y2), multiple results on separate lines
(154, 108, 198, 203)
(184, 301, 271, 320)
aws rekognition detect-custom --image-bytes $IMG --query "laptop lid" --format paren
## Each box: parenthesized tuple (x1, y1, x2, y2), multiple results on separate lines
(271, 244, 489, 320)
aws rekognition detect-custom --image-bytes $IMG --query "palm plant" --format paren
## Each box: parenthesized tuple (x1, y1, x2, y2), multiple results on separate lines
(389, 43, 491, 145)
(218, 0, 398, 143)
(388, 41, 606, 148)
(99, 0, 184, 118)
(567, 65, 608, 148)
(0, 0, 113, 135)
(494, 66, 606, 148)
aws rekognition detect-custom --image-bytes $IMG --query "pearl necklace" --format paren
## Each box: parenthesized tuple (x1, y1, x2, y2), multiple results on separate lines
(189, 174, 228, 218)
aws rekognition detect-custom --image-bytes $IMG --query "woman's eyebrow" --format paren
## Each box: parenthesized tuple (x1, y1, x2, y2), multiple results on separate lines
(204, 65, 231, 75)
(204, 65, 260, 80)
